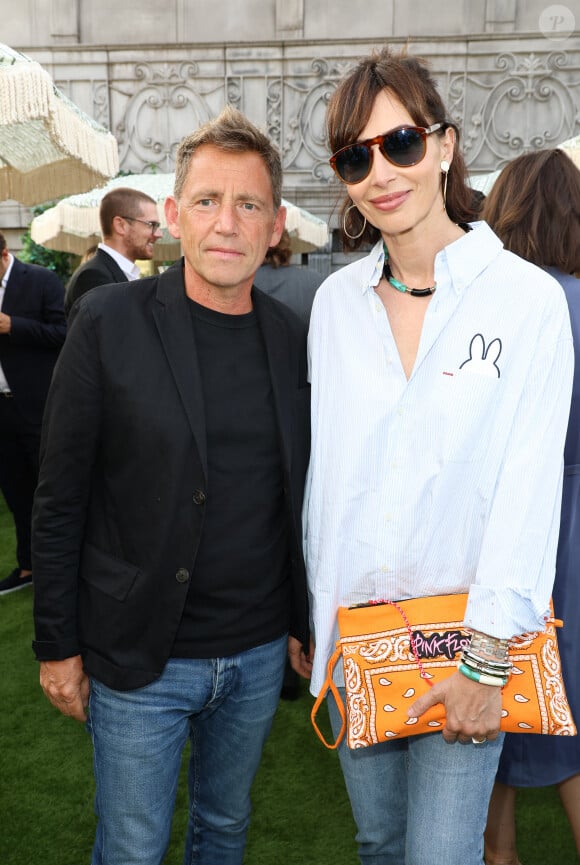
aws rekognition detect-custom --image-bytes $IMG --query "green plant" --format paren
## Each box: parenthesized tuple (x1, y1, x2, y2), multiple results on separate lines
(20, 204, 78, 282)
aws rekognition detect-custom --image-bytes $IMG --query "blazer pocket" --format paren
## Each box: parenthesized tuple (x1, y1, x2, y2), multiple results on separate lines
(79, 542, 141, 602)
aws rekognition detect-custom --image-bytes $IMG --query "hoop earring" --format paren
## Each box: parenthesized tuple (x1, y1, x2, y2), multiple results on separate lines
(441, 160, 450, 210)
(343, 203, 367, 240)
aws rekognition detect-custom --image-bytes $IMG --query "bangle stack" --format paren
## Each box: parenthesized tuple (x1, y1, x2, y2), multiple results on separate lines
(458, 631, 512, 688)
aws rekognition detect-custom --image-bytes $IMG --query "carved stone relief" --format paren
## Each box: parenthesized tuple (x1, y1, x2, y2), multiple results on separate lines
(3, 36, 578, 261)
(113, 62, 214, 173)
(449, 50, 580, 172)
(78, 40, 578, 233)
(86, 45, 579, 180)
(261, 46, 580, 188)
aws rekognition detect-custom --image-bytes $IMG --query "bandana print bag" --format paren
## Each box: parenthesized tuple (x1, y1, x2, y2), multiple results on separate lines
(311, 593, 576, 749)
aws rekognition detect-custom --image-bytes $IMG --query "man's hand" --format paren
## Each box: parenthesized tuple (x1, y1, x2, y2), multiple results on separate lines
(407, 670, 502, 744)
(288, 635, 314, 679)
(0, 312, 11, 334)
(39, 656, 90, 722)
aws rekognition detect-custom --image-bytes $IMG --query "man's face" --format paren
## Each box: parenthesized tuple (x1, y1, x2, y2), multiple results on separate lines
(165, 144, 285, 305)
(122, 202, 163, 262)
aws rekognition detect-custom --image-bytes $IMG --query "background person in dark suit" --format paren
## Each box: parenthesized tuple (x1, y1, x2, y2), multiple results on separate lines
(64, 186, 162, 316)
(32, 106, 312, 865)
(254, 227, 323, 701)
(0, 233, 66, 595)
(253, 227, 323, 328)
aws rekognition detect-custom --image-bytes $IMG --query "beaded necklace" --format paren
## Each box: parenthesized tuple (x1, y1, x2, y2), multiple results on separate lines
(382, 243, 436, 298)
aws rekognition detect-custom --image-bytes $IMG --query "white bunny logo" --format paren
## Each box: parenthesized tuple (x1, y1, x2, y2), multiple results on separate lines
(459, 333, 502, 378)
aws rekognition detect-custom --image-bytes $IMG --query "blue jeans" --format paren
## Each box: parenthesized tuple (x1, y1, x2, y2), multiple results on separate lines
(328, 690, 504, 865)
(87, 635, 288, 865)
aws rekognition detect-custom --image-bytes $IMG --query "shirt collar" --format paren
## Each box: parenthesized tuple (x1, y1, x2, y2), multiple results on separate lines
(361, 241, 385, 296)
(435, 221, 503, 295)
(1, 253, 14, 288)
(99, 243, 141, 281)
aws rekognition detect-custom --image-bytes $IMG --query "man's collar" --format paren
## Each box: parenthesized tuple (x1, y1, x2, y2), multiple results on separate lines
(99, 243, 141, 280)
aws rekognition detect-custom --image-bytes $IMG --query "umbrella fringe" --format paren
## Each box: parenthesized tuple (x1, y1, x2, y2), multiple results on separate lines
(0, 47, 119, 204)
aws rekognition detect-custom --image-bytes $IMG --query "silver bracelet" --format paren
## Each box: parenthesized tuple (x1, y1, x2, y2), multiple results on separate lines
(462, 648, 512, 672)
(460, 653, 513, 681)
(468, 630, 510, 663)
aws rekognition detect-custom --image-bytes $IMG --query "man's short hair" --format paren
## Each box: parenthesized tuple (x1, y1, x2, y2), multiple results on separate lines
(0, 232, 6, 255)
(173, 105, 283, 209)
(99, 188, 158, 237)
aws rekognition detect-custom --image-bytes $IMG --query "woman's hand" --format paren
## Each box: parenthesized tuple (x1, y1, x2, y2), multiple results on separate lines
(407, 670, 502, 743)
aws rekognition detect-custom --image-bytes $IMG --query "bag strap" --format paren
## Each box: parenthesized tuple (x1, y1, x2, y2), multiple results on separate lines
(310, 645, 345, 749)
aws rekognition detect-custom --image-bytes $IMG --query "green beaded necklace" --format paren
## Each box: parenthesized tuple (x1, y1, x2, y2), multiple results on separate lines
(382, 243, 436, 298)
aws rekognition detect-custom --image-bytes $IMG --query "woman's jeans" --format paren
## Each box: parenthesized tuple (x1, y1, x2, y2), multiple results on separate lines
(87, 634, 288, 865)
(328, 690, 504, 865)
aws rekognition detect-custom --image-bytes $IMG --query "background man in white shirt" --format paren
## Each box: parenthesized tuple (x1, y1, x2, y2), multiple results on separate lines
(64, 187, 162, 316)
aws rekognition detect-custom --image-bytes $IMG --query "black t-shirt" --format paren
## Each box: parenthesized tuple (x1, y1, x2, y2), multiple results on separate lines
(171, 298, 291, 658)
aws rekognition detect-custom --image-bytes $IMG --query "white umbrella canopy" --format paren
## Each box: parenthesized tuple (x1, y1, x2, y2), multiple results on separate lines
(0, 43, 119, 206)
(30, 172, 329, 260)
(31, 173, 177, 260)
(468, 169, 502, 197)
(282, 198, 328, 254)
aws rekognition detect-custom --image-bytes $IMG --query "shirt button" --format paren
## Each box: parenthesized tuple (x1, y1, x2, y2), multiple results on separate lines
(175, 568, 190, 584)
(192, 489, 206, 505)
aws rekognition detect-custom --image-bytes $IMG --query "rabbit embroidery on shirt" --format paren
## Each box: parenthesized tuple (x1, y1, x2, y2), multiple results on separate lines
(459, 333, 502, 378)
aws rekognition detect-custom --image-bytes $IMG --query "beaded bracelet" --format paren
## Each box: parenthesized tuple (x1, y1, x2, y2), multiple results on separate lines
(458, 662, 508, 688)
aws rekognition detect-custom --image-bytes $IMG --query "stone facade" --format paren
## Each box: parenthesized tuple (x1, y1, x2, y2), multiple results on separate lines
(1, 0, 579, 268)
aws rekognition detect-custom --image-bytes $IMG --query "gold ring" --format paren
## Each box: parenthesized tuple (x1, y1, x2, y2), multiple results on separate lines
(471, 736, 487, 744)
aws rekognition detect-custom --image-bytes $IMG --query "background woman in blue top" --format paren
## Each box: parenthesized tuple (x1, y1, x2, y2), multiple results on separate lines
(482, 148, 580, 865)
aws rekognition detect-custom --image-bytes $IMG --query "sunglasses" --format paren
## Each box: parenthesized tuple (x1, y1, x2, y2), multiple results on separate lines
(329, 123, 445, 184)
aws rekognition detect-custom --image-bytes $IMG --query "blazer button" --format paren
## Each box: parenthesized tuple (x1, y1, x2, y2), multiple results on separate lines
(192, 489, 206, 505)
(175, 568, 190, 584)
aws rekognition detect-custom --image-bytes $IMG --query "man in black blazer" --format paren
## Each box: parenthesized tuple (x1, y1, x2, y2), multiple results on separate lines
(0, 233, 65, 594)
(64, 186, 163, 316)
(32, 106, 312, 865)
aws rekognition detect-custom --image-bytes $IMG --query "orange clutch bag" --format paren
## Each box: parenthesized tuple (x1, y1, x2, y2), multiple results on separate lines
(311, 593, 576, 749)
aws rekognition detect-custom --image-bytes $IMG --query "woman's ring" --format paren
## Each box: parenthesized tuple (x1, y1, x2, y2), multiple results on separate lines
(471, 736, 487, 744)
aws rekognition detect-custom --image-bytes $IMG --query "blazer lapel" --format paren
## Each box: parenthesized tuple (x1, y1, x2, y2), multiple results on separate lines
(152, 261, 208, 474)
(97, 248, 127, 283)
(253, 290, 293, 470)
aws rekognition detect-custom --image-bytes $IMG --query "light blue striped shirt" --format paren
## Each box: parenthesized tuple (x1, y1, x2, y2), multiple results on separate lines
(304, 221, 574, 695)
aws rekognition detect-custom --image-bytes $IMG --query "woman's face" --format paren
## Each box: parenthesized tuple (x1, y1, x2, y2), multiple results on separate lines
(345, 88, 455, 242)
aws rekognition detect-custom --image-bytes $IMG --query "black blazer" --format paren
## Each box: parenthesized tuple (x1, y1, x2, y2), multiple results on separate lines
(0, 257, 66, 424)
(64, 247, 128, 316)
(32, 261, 310, 690)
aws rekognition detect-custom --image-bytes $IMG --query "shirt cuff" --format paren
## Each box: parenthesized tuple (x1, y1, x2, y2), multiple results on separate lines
(464, 584, 551, 639)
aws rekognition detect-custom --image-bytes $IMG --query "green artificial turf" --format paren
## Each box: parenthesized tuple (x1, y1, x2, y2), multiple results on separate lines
(1, 496, 578, 864)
